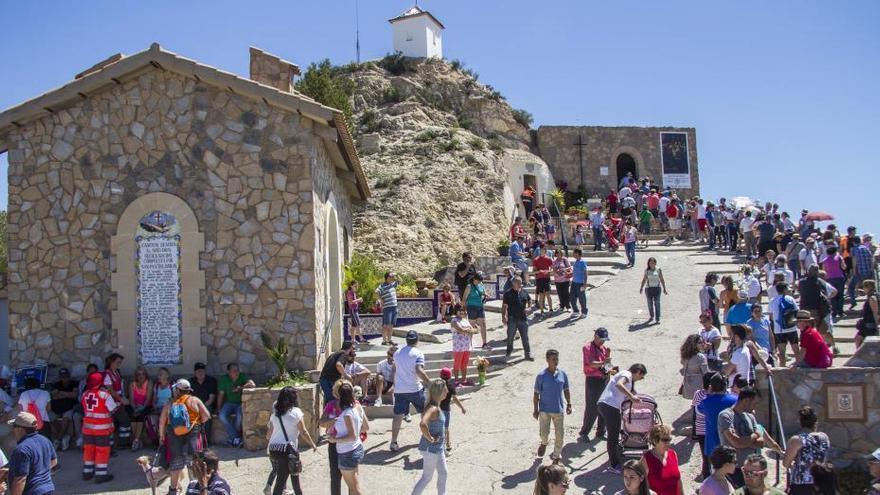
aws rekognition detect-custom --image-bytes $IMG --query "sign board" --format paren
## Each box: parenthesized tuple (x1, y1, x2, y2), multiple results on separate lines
(135, 211, 183, 366)
(13, 365, 48, 393)
(660, 132, 691, 189)
(599, 166, 609, 177)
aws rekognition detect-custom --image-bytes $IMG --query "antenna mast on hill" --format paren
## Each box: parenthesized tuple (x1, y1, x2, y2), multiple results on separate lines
(355, 0, 361, 63)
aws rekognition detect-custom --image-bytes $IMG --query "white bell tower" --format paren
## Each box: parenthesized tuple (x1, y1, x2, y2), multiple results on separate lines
(388, 6, 444, 59)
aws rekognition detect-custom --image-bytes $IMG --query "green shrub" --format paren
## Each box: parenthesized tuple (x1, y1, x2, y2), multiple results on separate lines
(381, 86, 402, 104)
(488, 137, 505, 153)
(416, 129, 441, 142)
(449, 59, 463, 71)
(380, 51, 418, 76)
(442, 138, 462, 153)
(468, 137, 485, 150)
(455, 112, 473, 130)
(511, 109, 533, 128)
(295, 59, 355, 124)
(260, 331, 290, 383)
(343, 253, 385, 310)
(838, 464, 872, 494)
(358, 109, 381, 133)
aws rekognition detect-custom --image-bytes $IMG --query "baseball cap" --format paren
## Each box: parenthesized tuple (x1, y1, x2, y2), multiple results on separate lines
(7, 411, 38, 428)
(173, 378, 192, 391)
(595, 327, 610, 341)
(58, 368, 71, 377)
(193, 362, 207, 371)
(440, 367, 452, 380)
(405, 330, 419, 342)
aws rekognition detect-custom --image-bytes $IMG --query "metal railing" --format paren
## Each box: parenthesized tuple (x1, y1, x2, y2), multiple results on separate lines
(766, 374, 788, 487)
(318, 304, 338, 358)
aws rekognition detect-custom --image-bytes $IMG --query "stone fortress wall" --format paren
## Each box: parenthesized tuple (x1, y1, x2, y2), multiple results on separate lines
(536, 126, 700, 198)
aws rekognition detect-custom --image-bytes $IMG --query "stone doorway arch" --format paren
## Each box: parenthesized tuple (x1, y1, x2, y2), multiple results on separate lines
(616, 153, 637, 187)
(324, 206, 344, 355)
(110, 192, 206, 375)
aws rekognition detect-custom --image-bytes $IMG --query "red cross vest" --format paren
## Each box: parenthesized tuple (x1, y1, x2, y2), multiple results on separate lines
(81, 389, 115, 436)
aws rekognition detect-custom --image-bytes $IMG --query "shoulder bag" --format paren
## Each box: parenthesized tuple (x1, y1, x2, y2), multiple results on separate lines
(277, 413, 303, 475)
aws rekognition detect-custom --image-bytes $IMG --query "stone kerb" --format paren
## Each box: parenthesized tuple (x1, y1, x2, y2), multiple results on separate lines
(240, 384, 320, 451)
(111, 192, 207, 376)
(754, 363, 880, 464)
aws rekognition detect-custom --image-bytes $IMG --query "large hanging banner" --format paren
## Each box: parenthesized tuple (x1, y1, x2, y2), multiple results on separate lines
(660, 132, 691, 189)
(135, 211, 183, 366)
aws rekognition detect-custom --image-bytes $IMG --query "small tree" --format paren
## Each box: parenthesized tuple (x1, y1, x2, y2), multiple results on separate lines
(511, 109, 533, 128)
(295, 59, 355, 124)
(260, 332, 290, 383)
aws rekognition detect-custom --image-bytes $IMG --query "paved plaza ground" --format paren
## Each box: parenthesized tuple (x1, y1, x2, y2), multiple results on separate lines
(55, 243, 792, 494)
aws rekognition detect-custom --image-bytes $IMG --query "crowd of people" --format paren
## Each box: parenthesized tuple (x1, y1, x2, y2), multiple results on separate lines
(0, 177, 878, 495)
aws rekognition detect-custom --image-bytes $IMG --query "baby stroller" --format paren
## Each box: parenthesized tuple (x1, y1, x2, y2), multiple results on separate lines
(603, 218, 622, 252)
(619, 394, 662, 458)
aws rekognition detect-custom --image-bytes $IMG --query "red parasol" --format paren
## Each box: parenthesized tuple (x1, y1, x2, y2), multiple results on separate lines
(804, 211, 834, 221)
(575, 220, 589, 226)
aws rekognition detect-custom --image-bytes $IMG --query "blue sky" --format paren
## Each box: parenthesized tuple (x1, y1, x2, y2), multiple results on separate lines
(1, 1, 878, 232)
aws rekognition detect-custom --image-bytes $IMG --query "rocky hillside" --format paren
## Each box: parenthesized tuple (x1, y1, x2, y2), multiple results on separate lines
(338, 55, 538, 275)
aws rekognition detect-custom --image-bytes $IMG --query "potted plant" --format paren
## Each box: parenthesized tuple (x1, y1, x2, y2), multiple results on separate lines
(497, 238, 511, 256)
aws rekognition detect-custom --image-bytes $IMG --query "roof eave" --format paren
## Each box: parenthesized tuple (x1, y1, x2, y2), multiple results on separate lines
(388, 12, 445, 29)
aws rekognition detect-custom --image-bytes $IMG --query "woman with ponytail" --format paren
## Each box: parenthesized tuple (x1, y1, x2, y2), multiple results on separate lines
(533, 459, 570, 495)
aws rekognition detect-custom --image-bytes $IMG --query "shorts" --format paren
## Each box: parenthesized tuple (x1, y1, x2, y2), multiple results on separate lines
(381, 380, 394, 394)
(698, 219, 708, 231)
(650, 208, 659, 218)
(535, 278, 551, 294)
(350, 311, 361, 328)
(49, 408, 75, 420)
(167, 425, 203, 471)
(513, 259, 529, 275)
(337, 444, 364, 471)
(466, 305, 485, 320)
(382, 306, 398, 326)
(669, 219, 681, 230)
(775, 332, 799, 346)
(857, 321, 878, 338)
(393, 390, 426, 416)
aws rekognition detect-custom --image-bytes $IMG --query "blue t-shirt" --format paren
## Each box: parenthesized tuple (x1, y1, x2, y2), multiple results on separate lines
(571, 259, 589, 284)
(534, 369, 569, 414)
(9, 433, 56, 495)
(725, 302, 753, 325)
(747, 317, 772, 353)
(510, 241, 525, 262)
(698, 393, 738, 456)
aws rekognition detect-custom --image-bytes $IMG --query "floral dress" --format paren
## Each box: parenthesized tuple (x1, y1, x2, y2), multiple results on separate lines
(789, 431, 830, 486)
(451, 316, 474, 353)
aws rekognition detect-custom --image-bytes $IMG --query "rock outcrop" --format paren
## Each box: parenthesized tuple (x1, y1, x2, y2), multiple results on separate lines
(342, 57, 538, 275)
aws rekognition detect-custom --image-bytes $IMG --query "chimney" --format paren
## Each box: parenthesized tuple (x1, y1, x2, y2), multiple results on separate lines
(248, 47, 301, 93)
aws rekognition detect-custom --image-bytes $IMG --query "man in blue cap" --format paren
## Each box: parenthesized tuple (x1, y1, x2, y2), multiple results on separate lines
(389, 330, 431, 451)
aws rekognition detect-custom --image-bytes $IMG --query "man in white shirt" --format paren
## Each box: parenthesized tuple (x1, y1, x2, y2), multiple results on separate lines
(699, 314, 723, 371)
(374, 347, 396, 406)
(389, 331, 431, 452)
(618, 185, 632, 200)
(17, 377, 51, 430)
(769, 282, 801, 366)
(740, 211, 756, 259)
(743, 267, 762, 304)
(344, 354, 371, 395)
(799, 237, 819, 275)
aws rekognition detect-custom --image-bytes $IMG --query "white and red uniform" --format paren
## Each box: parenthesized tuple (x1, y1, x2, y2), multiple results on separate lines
(82, 375, 117, 481)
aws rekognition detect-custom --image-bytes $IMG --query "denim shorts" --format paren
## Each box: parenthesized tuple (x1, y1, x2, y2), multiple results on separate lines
(350, 311, 361, 327)
(393, 390, 426, 416)
(466, 305, 485, 320)
(337, 444, 364, 471)
(442, 408, 451, 428)
(382, 306, 398, 326)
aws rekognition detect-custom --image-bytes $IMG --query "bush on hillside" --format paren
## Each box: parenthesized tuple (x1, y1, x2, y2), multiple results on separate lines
(295, 59, 355, 124)
(511, 109, 533, 128)
(379, 52, 419, 76)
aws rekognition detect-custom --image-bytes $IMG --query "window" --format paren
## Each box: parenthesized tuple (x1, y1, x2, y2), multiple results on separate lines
(406, 32, 413, 42)
(433, 32, 437, 46)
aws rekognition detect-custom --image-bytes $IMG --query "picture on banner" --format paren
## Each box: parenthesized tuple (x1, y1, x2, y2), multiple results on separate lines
(135, 210, 183, 366)
(660, 132, 691, 188)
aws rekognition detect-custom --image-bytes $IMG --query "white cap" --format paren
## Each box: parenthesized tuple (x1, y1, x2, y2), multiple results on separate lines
(173, 378, 192, 391)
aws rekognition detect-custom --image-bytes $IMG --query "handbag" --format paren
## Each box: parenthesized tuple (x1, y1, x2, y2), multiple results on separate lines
(277, 413, 303, 475)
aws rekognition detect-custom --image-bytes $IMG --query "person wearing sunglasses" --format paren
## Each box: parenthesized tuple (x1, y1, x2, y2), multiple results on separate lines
(639, 424, 682, 495)
(533, 459, 570, 495)
(734, 453, 784, 494)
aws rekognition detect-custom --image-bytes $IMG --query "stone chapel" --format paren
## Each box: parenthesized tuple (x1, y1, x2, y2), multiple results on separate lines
(0, 44, 370, 376)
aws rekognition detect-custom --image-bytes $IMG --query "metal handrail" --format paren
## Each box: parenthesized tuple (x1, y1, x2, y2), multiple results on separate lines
(318, 304, 338, 358)
(767, 374, 788, 487)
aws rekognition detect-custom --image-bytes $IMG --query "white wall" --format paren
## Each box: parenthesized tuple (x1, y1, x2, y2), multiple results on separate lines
(501, 150, 557, 220)
(392, 15, 442, 58)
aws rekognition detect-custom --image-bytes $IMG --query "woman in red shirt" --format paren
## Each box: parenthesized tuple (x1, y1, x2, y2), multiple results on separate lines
(640, 424, 682, 495)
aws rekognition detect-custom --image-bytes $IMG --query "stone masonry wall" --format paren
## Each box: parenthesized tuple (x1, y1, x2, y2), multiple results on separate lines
(536, 126, 700, 198)
(4, 68, 333, 375)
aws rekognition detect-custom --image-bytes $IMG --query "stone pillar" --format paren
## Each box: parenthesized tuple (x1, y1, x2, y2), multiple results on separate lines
(249, 47, 300, 93)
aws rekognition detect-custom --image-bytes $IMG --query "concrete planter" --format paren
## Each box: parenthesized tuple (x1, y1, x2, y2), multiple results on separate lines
(240, 383, 320, 451)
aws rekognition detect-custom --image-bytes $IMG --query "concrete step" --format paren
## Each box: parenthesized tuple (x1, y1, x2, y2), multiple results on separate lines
(353, 343, 510, 366)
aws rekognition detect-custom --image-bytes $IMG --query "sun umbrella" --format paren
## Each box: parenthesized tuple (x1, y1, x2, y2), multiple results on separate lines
(805, 211, 834, 221)
(729, 196, 755, 209)
(575, 220, 589, 226)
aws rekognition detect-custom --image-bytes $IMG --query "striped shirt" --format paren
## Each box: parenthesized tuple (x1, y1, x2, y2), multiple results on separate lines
(186, 473, 231, 495)
(692, 389, 707, 436)
(376, 281, 399, 308)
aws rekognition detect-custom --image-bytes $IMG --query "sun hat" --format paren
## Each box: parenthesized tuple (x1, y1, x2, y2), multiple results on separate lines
(795, 310, 814, 322)
(173, 378, 192, 391)
(7, 411, 38, 428)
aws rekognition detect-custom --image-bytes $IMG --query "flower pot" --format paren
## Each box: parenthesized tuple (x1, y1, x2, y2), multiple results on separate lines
(498, 246, 510, 256)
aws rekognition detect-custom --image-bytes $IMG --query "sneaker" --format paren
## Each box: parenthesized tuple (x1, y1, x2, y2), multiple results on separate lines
(95, 474, 115, 484)
(404, 414, 412, 423)
(61, 436, 70, 451)
(580, 313, 588, 319)
(570, 311, 580, 318)
(264, 484, 273, 495)
(461, 379, 476, 387)
(374, 397, 383, 407)
(481, 343, 491, 350)
(76, 437, 83, 449)
(390, 441, 399, 452)
(550, 452, 561, 461)
(233, 438, 243, 448)
(605, 465, 622, 474)
(537, 444, 547, 457)
(525, 355, 535, 361)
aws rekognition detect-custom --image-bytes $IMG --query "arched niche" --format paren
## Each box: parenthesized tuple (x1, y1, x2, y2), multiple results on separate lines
(110, 192, 207, 375)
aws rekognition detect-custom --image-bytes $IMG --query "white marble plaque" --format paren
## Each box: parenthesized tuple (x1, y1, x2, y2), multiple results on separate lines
(136, 211, 182, 365)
